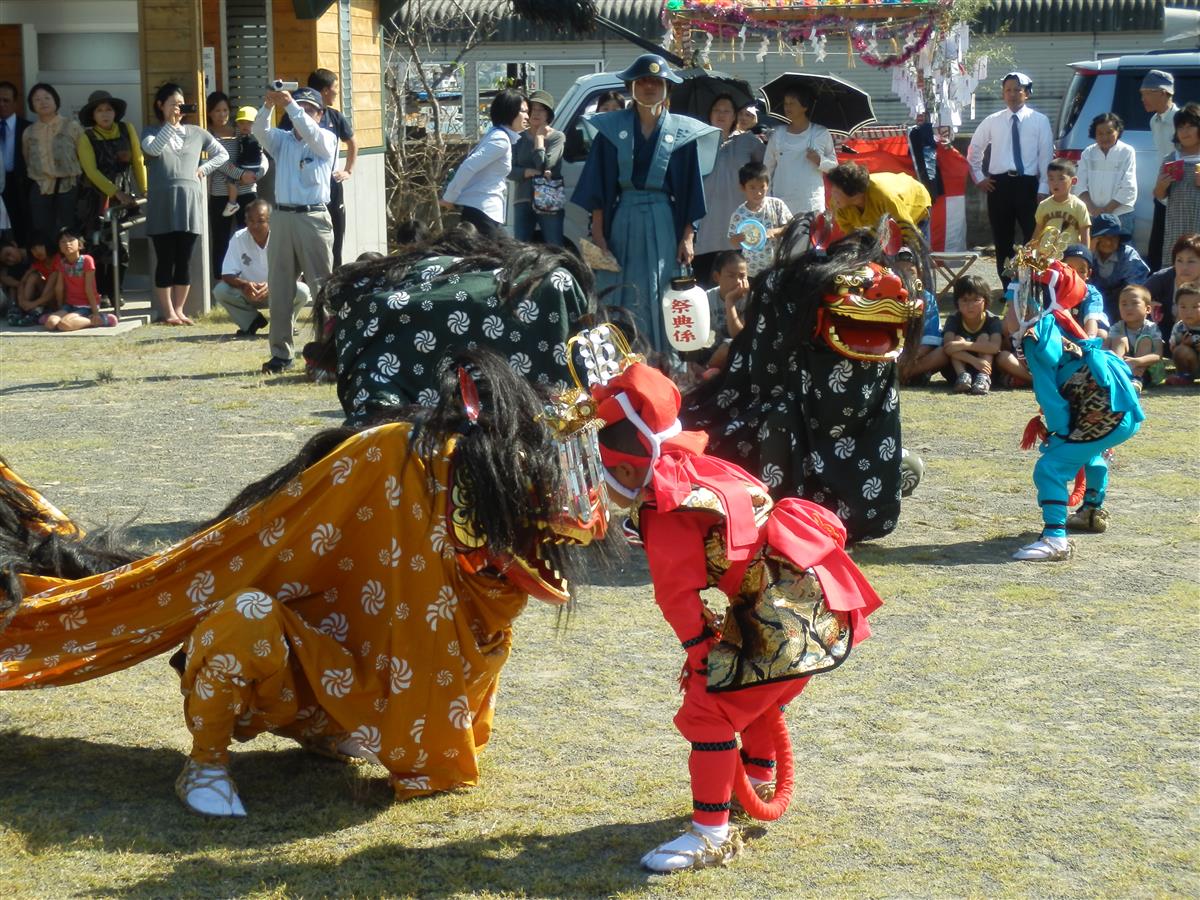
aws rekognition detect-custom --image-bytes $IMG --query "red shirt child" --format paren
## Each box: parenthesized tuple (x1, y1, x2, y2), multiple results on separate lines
(56, 253, 96, 308)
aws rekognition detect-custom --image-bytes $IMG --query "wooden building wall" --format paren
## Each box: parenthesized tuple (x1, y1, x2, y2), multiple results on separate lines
(138, 0, 205, 122)
(202, 0, 223, 96)
(348, 0, 382, 148)
(0, 26, 22, 109)
(272, 0, 319, 84)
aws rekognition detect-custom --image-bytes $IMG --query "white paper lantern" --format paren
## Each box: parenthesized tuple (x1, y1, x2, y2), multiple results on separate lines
(662, 275, 711, 352)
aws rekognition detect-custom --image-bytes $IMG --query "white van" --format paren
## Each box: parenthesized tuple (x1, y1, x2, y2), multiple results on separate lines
(1056, 50, 1200, 254)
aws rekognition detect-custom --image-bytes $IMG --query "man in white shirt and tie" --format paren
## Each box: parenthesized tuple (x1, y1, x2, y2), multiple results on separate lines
(1141, 69, 1178, 271)
(966, 72, 1054, 284)
(252, 86, 337, 375)
(0, 81, 31, 244)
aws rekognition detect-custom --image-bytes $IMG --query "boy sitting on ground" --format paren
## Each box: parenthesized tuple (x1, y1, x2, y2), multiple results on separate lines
(894, 246, 948, 385)
(1031, 159, 1091, 247)
(1166, 281, 1200, 385)
(1105, 284, 1164, 392)
(703, 250, 749, 372)
(1061, 244, 1110, 339)
(728, 162, 791, 278)
(942, 275, 1026, 395)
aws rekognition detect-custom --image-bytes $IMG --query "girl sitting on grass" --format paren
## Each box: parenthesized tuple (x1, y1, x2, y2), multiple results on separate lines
(6, 234, 58, 326)
(43, 227, 117, 332)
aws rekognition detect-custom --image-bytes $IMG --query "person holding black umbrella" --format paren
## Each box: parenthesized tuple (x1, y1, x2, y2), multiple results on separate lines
(692, 93, 764, 285)
(763, 85, 837, 219)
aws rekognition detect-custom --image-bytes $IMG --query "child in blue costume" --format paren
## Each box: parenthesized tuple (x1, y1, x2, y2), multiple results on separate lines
(1012, 258, 1144, 560)
(572, 54, 720, 358)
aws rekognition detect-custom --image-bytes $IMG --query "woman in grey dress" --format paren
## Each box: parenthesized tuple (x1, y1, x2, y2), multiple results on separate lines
(141, 82, 228, 325)
(692, 94, 765, 286)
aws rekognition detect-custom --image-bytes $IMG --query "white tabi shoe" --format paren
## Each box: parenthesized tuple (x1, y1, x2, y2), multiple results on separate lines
(640, 825, 743, 873)
(175, 759, 247, 817)
(1012, 536, 1073, 561)
(298, 733, 381, 766)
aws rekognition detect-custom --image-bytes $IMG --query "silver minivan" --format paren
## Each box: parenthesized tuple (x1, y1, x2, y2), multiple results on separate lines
(1056, 50, 1200, 254)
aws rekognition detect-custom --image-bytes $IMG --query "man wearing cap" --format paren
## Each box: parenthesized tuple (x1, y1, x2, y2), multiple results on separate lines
(966, 72, 1054, 284)
(1140, 69, 1178, 271)
(252, 86, 337, 375)
(281, 69, 358, 268)
(76, 90, 146, 299)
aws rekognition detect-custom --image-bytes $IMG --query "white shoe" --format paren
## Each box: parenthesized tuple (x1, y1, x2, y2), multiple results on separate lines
(176, 759, 247, 817)
(221, 201, 240, 217)
(1012, 536, 1073, 561)
(640, 825, 742, 873)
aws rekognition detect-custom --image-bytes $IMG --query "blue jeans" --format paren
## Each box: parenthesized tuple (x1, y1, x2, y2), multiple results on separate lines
(512, 203, 565, 247)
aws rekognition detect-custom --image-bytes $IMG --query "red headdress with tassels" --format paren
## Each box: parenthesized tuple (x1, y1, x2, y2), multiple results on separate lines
(591, 362, 765, 562)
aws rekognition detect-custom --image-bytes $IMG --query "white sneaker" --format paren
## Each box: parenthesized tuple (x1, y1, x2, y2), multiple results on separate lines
(175, 759, 247, 817)
(640, 825, 742, 873)
(1012, 536, 1073, 561)
(222, 201, 240, 217)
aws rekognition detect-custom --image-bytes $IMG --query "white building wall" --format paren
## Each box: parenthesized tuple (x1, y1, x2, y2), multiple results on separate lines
(1, 1, 143, 126)
(341, 150, 389, 257)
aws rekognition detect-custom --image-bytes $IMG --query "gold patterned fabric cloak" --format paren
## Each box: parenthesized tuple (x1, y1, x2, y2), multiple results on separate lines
(0, 423, 529, 798)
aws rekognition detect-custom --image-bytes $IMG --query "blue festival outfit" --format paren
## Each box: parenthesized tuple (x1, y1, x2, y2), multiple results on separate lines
(571, 108, 718, 355)
(1022, 293, 1143, 543)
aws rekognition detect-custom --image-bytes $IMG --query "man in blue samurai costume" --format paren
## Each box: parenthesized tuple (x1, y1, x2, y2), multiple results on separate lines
(1010, 254, 1143, 561)
(571, 54, 720, 359)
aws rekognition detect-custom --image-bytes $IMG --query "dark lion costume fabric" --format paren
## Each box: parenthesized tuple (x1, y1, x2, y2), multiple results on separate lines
(317, 233, 593, 425)
(682, 229, 922, 543)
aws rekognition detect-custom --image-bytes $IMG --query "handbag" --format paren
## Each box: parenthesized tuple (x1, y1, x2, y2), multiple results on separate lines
(531, 175, 565, 214)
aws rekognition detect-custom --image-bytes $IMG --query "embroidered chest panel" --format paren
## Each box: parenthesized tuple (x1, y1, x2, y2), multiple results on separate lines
(1062, 367, 1124, 443)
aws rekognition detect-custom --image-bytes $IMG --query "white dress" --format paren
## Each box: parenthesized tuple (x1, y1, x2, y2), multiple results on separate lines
(1074, 140, 1137, 217)
(763, 123, 837, 217)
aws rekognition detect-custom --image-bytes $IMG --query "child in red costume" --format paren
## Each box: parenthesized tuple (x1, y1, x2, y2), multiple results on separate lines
(592, 361, 882, 873)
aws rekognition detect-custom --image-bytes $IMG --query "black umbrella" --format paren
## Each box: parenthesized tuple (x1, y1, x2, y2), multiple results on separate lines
(670, 69, 756, 125)
(760, 73, 876, 136)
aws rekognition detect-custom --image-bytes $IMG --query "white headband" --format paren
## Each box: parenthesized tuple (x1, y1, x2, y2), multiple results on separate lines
(601, 391, 682, 500)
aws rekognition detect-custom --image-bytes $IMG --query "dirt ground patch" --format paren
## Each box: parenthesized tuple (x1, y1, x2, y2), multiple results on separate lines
(0, 317, 1197, 898)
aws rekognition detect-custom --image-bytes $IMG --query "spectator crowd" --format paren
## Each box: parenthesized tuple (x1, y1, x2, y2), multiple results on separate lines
(0, 69, 356, 351)
(2, 60, 1196, 389)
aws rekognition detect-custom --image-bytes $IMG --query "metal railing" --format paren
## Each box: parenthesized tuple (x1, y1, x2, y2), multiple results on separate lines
(103, 197, 147, 313)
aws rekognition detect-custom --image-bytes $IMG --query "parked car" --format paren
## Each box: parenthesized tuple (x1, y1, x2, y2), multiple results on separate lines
(1056, 50, 1200, 255)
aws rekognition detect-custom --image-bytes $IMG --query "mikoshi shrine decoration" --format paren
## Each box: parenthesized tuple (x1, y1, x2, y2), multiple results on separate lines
(661, 0, 985, 132)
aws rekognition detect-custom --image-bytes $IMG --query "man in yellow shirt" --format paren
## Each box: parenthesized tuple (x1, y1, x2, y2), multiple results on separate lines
(828, 161, 931, 244)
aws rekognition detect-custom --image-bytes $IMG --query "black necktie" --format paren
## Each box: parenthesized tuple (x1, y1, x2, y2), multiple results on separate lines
(1011, 114, 1024, 176)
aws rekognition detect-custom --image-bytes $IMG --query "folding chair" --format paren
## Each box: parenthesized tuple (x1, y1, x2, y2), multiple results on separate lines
(929, 251, 981, 297)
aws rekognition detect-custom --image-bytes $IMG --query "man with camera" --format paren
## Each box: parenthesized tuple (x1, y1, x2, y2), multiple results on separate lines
(251, 82, 337, 375)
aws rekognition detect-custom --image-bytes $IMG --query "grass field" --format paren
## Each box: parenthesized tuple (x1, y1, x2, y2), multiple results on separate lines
(0, 317, 1197, 899)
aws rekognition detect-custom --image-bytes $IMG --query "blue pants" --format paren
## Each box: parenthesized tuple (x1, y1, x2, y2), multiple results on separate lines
(597, 188, 678, 356)
(1032, 414, 1139, 538)
(512, 203, 564, 247)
